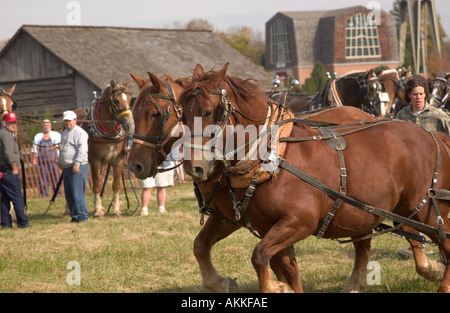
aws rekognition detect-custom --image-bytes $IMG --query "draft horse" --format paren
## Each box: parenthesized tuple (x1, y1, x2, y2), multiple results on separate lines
(0, 84, 17, 120)
(127, 72, 188, 179)
(377, 67, 411, 116)
(179, 62, 450, 293)
(430, 73, 450, 111)
(76, 80, 134, 217)
(128, 67, 445, 292)
(309, 70, 384, 116)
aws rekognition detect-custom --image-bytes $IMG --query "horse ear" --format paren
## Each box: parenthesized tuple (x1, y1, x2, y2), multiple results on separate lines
(121, 80, 131, 89)
(165, 74, 175, 83)
(6, 84, 16, 95)
(110, 80, 116, 88)
(212, 62, 229, 88)
(130, 73, 147, 88)
(406, 66, 412, 77)
(193, 64, 205, 80)
(147, 72, 164, 92)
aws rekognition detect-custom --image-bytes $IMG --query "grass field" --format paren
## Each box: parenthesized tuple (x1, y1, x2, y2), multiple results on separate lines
(0, 183, 443, 293)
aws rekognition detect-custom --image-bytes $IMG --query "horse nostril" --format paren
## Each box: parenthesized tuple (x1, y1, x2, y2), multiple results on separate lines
(193, 166, 204, 179)
(134, 163, 143, 175)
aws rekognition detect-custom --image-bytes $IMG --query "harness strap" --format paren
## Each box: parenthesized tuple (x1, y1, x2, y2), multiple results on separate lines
(225, 174, 262, 239)
(316, 127, 347, 239)
(278, 158, 450, 240)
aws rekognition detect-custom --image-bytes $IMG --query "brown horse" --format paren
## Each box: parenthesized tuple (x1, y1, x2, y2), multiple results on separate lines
(76, 80, 134, 217)
(0, 84, 17, 120)
(179, 62, 450, 292)
(430, 73, 450, 111)
(128, 67, 445, 292)
(127, 72, 188, 179)
(377, 67, 411, 116)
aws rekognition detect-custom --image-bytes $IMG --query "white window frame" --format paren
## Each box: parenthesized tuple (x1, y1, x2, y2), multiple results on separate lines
(345, 13, 381, 59)
(271, 20, 291, 65)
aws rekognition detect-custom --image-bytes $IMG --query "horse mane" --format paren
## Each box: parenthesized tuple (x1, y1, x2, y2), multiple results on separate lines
(179, 68, 265, 107)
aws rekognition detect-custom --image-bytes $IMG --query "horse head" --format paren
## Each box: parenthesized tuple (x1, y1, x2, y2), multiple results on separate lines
(100, 80, 134, 135)
(179, 62, 268, 182)
(430, 73, 450, 110)
(128, 72, 186, 179)
(357, 69, 385, 116)
(0, 84, 17, 120)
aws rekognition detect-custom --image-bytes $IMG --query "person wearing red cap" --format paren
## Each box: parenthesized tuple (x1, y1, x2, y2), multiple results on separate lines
(0, 112, 30, 228)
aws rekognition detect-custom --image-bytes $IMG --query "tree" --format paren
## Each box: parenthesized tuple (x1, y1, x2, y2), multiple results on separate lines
(390, 0, 450, 74)
(216, 26, 265, 67)
(301, 62, 328, 95)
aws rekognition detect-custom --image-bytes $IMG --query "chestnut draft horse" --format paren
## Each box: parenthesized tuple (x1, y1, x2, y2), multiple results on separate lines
(179, 63, 450, 293)
(76, 80, 134, 217)
(128, 67, 445, 292)
(0, 84, 17, 120)
(127, 72, 188, 179)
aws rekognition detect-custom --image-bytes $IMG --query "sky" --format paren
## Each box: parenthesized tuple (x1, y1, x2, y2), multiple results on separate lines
(1, 0, 450, 42)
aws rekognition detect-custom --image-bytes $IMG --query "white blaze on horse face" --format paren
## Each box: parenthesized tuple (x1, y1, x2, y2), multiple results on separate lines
(1, 98, 6, 111)
(122, 92, 128, 103)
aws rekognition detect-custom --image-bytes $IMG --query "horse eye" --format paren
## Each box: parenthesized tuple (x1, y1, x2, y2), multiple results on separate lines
(203, 111, 212, 118)
(151, 112, 161, 118)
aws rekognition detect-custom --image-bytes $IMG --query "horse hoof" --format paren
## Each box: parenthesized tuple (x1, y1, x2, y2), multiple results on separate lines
(227, 278, 239, 293)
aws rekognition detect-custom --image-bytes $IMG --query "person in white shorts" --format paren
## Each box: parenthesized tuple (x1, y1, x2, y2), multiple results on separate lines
(140, 154, 175, 215)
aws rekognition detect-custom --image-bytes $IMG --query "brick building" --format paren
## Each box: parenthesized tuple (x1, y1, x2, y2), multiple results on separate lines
(265, 6, 399, 84)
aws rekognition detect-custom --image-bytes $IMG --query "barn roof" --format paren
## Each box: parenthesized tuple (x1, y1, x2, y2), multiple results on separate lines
(3, 25, 272, 94)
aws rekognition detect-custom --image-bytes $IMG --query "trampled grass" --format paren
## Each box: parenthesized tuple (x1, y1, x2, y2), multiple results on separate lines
(0, 183, 443, 293)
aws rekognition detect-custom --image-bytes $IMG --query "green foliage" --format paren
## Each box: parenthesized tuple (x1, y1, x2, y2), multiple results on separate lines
(301, 62, 328, 95)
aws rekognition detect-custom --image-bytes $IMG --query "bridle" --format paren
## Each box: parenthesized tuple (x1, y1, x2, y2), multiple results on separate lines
(90, 84, 132, 140)
(107, 85, 132, 119)
(132, 80, 183, 174)
(355, 74, 384, 115)
(430, 77, 450, 109)
(183, 83, 278, 169)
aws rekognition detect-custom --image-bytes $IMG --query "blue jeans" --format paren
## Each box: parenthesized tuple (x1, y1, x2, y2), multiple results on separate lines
(63, 164, 88, 222)
(0, 169, 30, 228)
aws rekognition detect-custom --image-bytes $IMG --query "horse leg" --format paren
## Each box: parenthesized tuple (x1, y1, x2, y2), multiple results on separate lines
(251, 217, 309, 293)
(110, 161, 125, 217)
(193, 215, 240, 292)
(341, 238, 371, 293)
(270, 245, 303, 292)
(91, 162, 105, 218)
(402, 225, 445, 281)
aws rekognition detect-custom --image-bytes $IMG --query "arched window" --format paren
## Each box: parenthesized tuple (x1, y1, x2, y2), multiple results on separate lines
(345, 13, 381, 59)
(271, 20, 291, 65)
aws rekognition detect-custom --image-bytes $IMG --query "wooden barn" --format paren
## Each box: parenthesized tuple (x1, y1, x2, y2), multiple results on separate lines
(265, 6, 400, 84)
(0, 25, 272, 117)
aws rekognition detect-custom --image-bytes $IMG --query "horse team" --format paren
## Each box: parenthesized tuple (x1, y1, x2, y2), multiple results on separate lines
(2, 63, 450, 293)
